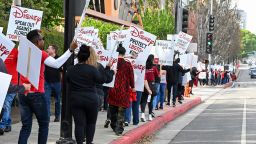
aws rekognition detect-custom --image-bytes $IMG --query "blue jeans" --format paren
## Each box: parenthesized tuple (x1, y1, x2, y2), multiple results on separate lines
(153, 83, 160, 109)
(0, 93, 16, 129)
(125, 102, 132, 123)
(158, 83, 166, 108)
(44, 82, 61, 119)
(124, 91, 142, 125)
(18, 93, 49, 144)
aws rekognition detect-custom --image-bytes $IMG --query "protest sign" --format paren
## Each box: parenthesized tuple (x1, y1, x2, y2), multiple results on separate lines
(155, 40, 174, 66)
(187, 43, 197, 53)
(123, 26, 156, 59)
(174, 32, 193, 54)
(6, 6, 43, 41)
(0, 72, 12, 112)
(17, 36, 42, 89)
(103, 51, 119, 88)
(0, 27, 3, 33)
(0, 33, 15, 61)
(108, 29, 130, 51)
(95, 49, 111, 68)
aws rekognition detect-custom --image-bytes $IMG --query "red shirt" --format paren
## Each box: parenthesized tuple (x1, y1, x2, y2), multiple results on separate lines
(145, 66, 159, 82)
(20, 51, 49, 93)
(4, 48, 18, 84)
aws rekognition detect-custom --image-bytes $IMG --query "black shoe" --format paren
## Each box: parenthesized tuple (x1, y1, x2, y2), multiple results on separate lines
(159, 106, 163, 110)
(180, 96, 184, 100)
(166, 102, 170, 106)
(54, 118, 60, 122)
(151, 112, 155, 118)
(0, 128, 4, 135)
(104, 120, 110, 128)
(178, 100, 183, 104)
(4, 126, 11, 132)
(115, 130, 123, 136)
(172, 103, 176, 107)
(155, 107, 159, 110)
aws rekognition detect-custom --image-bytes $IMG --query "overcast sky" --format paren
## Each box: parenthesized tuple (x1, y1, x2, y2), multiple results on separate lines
(237, 0, 256, 34)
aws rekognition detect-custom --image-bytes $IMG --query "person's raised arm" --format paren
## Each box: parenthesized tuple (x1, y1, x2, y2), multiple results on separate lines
(44, 41, 78, 69)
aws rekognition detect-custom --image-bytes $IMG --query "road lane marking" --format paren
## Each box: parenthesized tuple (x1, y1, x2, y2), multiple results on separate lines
(241, 95, 247, 144)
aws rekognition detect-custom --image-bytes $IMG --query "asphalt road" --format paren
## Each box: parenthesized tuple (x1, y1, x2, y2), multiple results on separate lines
(153, 65, 256, 144)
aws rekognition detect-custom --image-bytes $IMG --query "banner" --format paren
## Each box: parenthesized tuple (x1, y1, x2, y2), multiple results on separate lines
(17, 37, 42, 89)
(0, 27, 3, 33)
(0, 72, 12, 112)
(0, 33, 15, 61)
(174, 32, 193, 54)
(123, 26, 156, 59)
(6, 6, 43, 41)
(155, 40, 174, 66)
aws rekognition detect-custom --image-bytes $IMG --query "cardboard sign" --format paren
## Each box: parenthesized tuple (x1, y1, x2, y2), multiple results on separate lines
(6, 6, 43, 41)
(0, 27, 3, 33)
(174, 32, 193, 54)
(123, 26, 156, 59)
(155, 40, 174, 66)
(0, 33, 15, 61)
(103, 51, 119, 88)
(17, 37, 42, 89)
(0, 72, 12, 112)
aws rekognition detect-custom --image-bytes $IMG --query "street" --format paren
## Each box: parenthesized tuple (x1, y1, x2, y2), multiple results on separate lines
(153, 65, 256, 144)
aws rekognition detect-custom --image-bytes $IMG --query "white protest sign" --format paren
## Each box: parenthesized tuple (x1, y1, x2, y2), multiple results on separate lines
(108, 29, 130, 51)
(103, 51, 119, 88)
(174, 32, 193, 54)
(155, 40, 174, 66)
(191, 54, 198, 67)
(95, 49, 111, 68)
(77, 35, 94, 47)
(0, 27, 3, 33)
(179, 54, 188, 67)
(187, 43, 197, 53)
(123, 26, 156, 59)
(0, 72, 12, 112)
(6, 6, 43, 41)
(17, 37, 42, 89)
(0, 33, 15, 61)
(167, 34, 178, 51)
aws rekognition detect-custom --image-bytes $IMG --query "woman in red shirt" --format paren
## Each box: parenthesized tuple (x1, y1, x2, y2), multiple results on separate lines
(140, 54, 159, 121)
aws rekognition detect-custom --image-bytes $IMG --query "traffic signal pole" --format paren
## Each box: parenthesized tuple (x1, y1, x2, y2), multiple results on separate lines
(208, 0, 213, 65)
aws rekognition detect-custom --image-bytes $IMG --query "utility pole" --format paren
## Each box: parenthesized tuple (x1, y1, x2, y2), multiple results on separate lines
(208, 0, 213, 65)
(56, 0, 76, 143)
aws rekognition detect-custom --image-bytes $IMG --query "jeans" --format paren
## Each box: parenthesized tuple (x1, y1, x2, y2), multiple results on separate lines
(125, 102, 132, 123)
(44, 82, 61, 119)
(167, 83, 178, 104)
(125, 91, 142, 125)
(158, 83, 166, 108)
(153, 83, 160, 109)
(0, 93, 16, 129)
(18, 93, 49, 144)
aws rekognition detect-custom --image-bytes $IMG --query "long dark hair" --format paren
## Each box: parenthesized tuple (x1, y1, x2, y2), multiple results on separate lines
(77, 45, 90, 63)
(146, 54, 154, 69)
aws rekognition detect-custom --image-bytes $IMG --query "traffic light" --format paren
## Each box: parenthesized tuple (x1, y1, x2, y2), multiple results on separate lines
(209, 15, 215, 31)
(182, 8, 189, 33)
(206, 33, 213, 54)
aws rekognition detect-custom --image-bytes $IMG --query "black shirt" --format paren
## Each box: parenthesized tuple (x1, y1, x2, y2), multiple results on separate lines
(44, 55, 62, 83)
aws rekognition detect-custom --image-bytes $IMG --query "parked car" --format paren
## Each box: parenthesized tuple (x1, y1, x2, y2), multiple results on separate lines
(250, 69, 256, 78)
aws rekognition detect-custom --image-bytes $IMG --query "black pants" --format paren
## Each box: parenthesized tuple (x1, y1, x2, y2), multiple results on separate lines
(140, 92, 154, 114)
(109, 105, 125, 134)
(167, 83, 178, 104)
(103, 87, 109, 110)
(72, 100, 98, 144)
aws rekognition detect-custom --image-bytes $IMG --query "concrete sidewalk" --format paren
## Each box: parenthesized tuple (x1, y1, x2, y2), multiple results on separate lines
(1, 86, 223, 144)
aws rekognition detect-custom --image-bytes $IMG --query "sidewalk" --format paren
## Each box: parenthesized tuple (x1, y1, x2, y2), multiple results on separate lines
(1, 86, 223, 144)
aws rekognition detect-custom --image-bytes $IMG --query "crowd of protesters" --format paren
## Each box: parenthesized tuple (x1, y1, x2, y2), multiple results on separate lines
(0, 29, 238, 144)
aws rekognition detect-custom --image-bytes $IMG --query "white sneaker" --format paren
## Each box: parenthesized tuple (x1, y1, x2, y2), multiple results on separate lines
(148, 114, 153, 121)
(141, 113, 146, 122)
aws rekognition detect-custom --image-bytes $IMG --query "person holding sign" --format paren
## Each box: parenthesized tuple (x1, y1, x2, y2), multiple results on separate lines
(108, 44, 135, 136)
(66, 45, 113, 144)
(0, 58, 31, 136)
(18, 30, 78, 144)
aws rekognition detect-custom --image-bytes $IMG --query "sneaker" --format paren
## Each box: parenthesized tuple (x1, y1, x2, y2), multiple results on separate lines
(166, 102, 170, 106)
(178, 100, 183, 104)
(104, 120, 111, 128)
(124, 122, 129, 127)
(159, 106, 163, 109)
(54, 118, 60, 122)
(151, 112, 155, 118)
(141, 113, 146, 122)
(155, 107, 158, 110)
(4, 126, 11, 132)
(172, 102, 176, 107)
(148, 114, 153, 121)
(0, 128, 4, 135)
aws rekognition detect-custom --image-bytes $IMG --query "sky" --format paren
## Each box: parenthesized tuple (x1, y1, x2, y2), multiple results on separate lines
(237, 0, 256, 33)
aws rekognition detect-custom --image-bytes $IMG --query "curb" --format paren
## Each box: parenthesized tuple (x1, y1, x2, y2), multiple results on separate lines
(110, 97, 202, 144)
